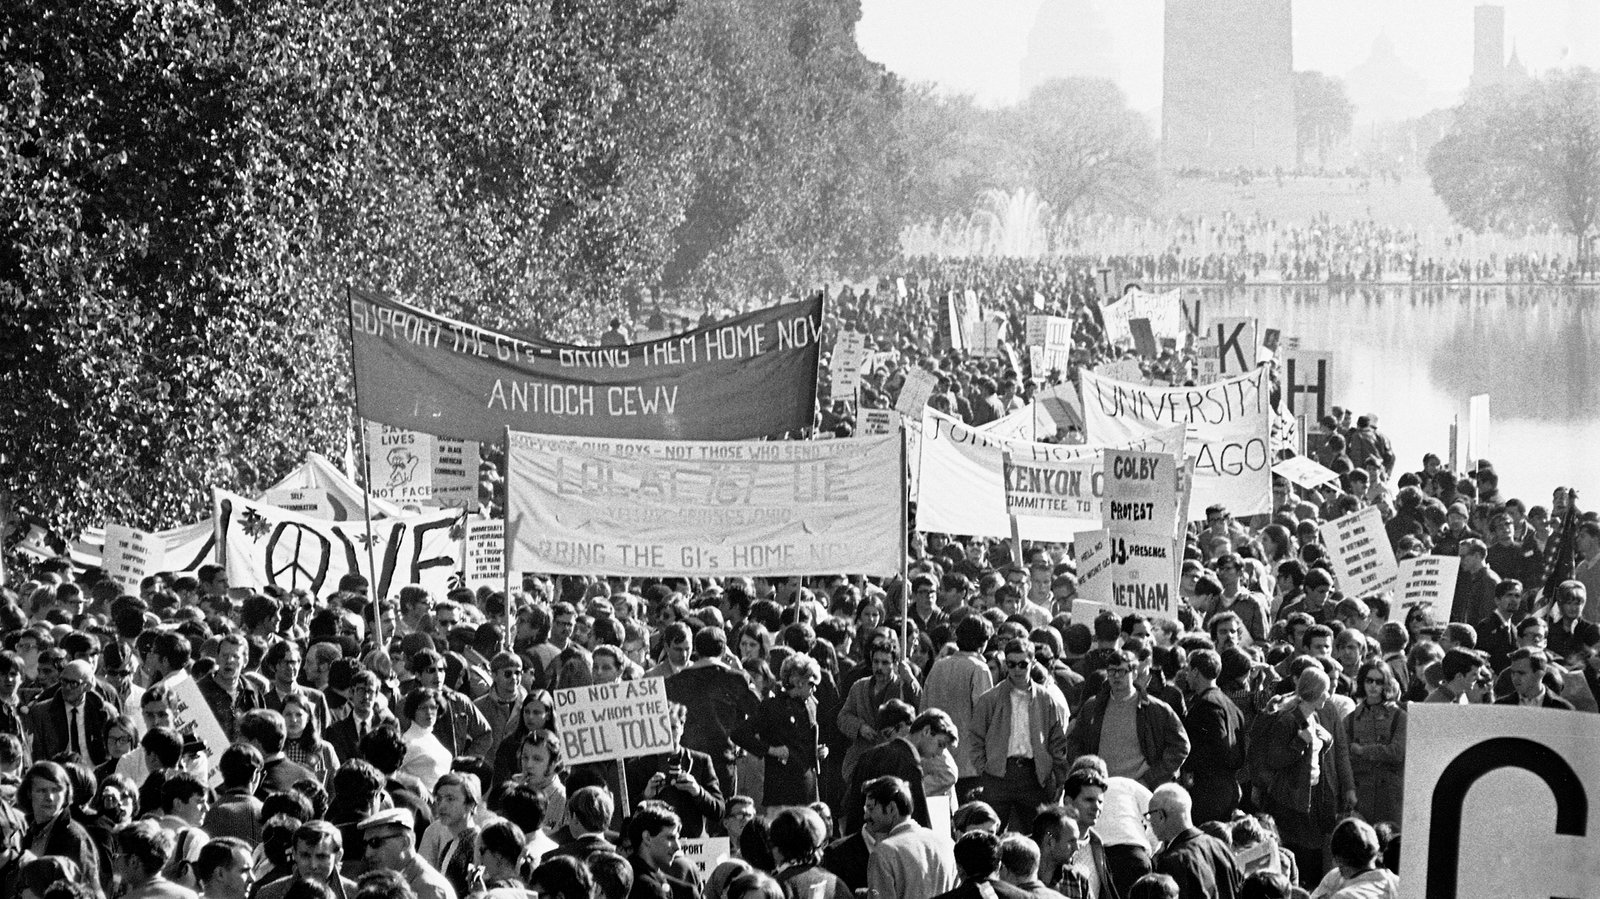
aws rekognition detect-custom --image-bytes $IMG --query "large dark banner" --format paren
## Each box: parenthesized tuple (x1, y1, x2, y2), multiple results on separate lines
(348, 289, 823, 442)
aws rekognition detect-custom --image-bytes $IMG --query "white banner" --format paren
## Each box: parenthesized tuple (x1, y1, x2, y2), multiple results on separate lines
(1002, 455, 1104, 521)
(505, 432, 902, 576)
(1026, 315, 1073, 374)
(1318, 506, 1400, 597)
(1104, 449, 1184, 622)
(1080, 367, 1273, 520)
(102, 524, 166, 594)
(213, 489, 461, 598)
(980, 403, 1038, 442)
(1389, 555, 1461, 624)
(551, 676, 674, 765)
(463, 520, 505, 593)
(1400, 704, 1600, 898)
(917, 408, 1184, 541)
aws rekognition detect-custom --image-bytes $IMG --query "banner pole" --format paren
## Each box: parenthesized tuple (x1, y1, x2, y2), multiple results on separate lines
(1002, 451, 1024, 570)
(345, 284, 383, 650)
(503, 426, 514, 653)
(899, 418, 911, 656)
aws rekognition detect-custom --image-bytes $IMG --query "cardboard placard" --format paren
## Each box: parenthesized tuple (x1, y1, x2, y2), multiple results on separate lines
(551, 676, 675, 765)
(1388, 555, 1461, 624)
(1318, 506, 1400, 597)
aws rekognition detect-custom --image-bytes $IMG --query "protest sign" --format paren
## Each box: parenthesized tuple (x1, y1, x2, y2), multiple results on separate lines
(1318, 506, 1400, 597)
(349, 289, 822, 443)
(678, 839, 731, 878)
(917, 408, 1185, 542)
(975, 309, 1008, 353)
(161, 671, 230, 760)
(1468, 393, 1491, 466)
(213, 489, 461, 598)
(1080, 367, 1273, 519)
(1282, 350, 1333, 421)
(1272, 455, 1340, 489)
(102, 524, 166, 594)
(1129, 318, 1159, 358)
(1034, 383, 1084, 435)
(551, 676, 674, 766)
(896, 367, 939, 416)
(859, 408, 899, 436)
(1074, 529, 1113, 605)
(362, 423, 482, 510)
(1026, 315, 1073, 374)
(926, 795, 953, 843)
(1098, 359, 1145, 384)
(1069, 599, 1110, 630)
(1104, 449, 1184, 622)
(462, 519, 505, 593)
(1196, 317, 1257, 384)
(1400, 704, 1600, 898)
(1101, 288, 1183, 345)
(505, 431, 902, 576)
(829, 331, 868, 401)
(266, 452, 408, 519)
(1235, 837, 1282, 877)
(1389, 555, 1461, 624)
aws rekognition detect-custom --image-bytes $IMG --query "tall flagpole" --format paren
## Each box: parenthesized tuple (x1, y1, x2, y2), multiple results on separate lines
(899, 416, 911, 657)
(345, 284, 383, 650)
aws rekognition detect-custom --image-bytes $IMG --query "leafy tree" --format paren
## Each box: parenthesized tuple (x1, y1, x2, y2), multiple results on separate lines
(1427, 69, 1600, 258)
(1293, 71, 1354, 169)
(1005, 78, 1161, 216)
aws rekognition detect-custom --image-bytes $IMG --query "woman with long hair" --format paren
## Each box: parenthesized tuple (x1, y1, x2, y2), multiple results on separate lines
(511, 730, 566, 835)
(399, 688, 452, 793)
(736, 624, 773, 666)
(281, 692, 339, 786)
(491, 691, 555, 788)
(1345, 660, 1406, 827)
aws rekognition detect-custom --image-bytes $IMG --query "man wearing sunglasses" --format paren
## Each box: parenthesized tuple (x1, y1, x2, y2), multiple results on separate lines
(967, 638, 1073, 833)
(360, 809, 455, 899)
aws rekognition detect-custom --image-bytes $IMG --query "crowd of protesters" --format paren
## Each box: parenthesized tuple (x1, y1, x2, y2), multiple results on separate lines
(5, 265, 1596, 899)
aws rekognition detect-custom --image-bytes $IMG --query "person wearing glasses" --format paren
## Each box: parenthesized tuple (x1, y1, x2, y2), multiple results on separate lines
(1146, 784, 1241, 899)
(733, 653, 827, 809)
(30, 659, 113, 765)
(1345, 660, 1406, 828)
(359, 809, 455, 899)
(966, 638, 1073, 833)
(1065, 648, 1189, 792)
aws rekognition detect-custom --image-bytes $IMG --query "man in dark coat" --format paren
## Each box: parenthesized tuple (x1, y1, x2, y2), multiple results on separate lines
(1179, 649, 1245, 824)
(841, 704, 958, 834)
(239, 709, 317, 798)
(30, 660, 113, 765)
(624, 705, 724, 838)
(1148, 784, 1241, 899)
(664, 627, 758, 810)
(931, 831, 1033, 899)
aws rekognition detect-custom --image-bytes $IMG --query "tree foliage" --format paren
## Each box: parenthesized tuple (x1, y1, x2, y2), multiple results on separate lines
(1426, 69, 1600, 253)
(1293, 71, 1353, 168)
(0, 0, 905, 536)
(896, 77, 1161, 223)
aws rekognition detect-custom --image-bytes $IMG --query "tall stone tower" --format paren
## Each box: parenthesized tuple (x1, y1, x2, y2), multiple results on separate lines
(1162, 0, 1295, 170)
(1471, 6, 1506, 90)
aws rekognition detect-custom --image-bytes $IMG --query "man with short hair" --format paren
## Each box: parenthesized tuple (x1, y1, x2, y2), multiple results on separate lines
(30, 658, 112, 764)
(256, 821, 360, 899)
(326, 670, 398, 764)
(1208, 555, 1269, 643)
(239, 709, 316, 797)
(932, 831, 1032, 899)
(472, 652, 525, 750)
(1148, 784, 1241, 899)
(198, 634, 263, 741)
(625, 805, 699, 899)
(644, 623, 693, 680)
(361, 809, 455, 899)
(396, 586, 434, 639)
(1029, 805, 1096, 899)
(843, 704, 957, 834)
(664, 627, 758, 813)
(1425, 649, 1493, 705)
(204, 743, 265, 842)
(1179, 649, 1244, 824)
(624, 704, 723, 838)
(865, 776, 957, 899)
(968, 638, 1073, 832)
(195, 837, 256, 899)
(1476, 580, 1526, 672)
(1066, 649, 1189, 791)
(115, 819, 197, 899)
(921, 616, 995, 799)
(1497, 648, 1575, 709)
(547, 786, 618, 862)
(997, 834, 1068, 899)
(400, 649, 491, 757)
(1449, 539, 1501, 624)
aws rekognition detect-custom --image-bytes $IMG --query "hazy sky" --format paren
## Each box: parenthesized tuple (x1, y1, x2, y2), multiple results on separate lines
(857, 0, 1600, 116)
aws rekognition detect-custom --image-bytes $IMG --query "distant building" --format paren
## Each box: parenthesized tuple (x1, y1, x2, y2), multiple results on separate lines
(1161, 0, 1295, 171)
(1471, 6, 1507, 90)
(1019, 0, 1122, 99)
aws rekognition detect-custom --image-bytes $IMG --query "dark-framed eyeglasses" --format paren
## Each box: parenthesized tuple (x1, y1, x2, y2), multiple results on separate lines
(1004, 659, 1031, 670)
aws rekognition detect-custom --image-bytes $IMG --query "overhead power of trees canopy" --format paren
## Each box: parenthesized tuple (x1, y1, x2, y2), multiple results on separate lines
(1426, 69, 1600, 259)
(0, 0, 906, 536)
